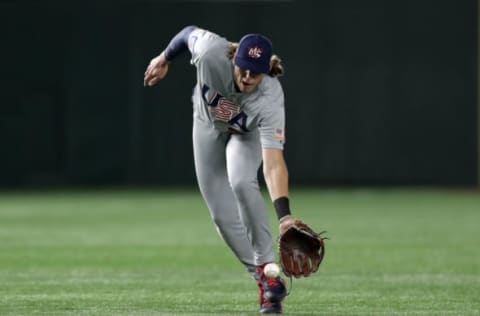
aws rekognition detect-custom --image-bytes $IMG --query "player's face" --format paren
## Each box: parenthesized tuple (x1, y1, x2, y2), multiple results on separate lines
(233, 66, 265, 93)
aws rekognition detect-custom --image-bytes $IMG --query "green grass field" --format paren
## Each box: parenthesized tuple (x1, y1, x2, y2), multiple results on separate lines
(0, 188, 479, 315)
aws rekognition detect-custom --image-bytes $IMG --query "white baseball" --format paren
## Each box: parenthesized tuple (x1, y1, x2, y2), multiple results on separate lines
(263, 263, 280, 278)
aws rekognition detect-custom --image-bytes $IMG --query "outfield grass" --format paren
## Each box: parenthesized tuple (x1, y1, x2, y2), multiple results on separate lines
(0, 188, 479, 315)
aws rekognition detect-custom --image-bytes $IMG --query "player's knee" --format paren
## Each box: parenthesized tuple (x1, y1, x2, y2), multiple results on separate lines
(211, 212, 236, 228)
(229, 177, 257, 199)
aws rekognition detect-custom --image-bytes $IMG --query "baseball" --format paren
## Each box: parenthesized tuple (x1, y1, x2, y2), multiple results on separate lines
(263, 263, 281, 278)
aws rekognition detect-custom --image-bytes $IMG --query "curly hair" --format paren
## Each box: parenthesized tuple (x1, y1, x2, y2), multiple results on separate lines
(227, 43, 284, 78)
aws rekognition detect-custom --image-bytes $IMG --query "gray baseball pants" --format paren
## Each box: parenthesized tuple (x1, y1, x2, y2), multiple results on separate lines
(192, 117, 275, 274)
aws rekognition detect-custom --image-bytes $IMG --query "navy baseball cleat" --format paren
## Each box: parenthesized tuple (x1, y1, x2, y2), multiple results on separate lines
(256, 264, 287, 314)
(260, 301, 282, 314)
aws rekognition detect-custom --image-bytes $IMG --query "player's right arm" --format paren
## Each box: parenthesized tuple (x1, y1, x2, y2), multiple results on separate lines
(143, 25, 198, 87)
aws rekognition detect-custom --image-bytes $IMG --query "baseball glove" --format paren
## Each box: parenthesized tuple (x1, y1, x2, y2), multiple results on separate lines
(278, 219, 326, 278)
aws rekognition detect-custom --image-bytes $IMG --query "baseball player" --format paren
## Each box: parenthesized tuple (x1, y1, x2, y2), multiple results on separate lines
(144, 26, 324, 314)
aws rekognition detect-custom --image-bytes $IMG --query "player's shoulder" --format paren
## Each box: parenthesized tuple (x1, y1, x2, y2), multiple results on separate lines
(189, 27, 230, 63)
(258, 75, 284, 99)
(246, 76, 284, 116)
(189, 27, 222, 45)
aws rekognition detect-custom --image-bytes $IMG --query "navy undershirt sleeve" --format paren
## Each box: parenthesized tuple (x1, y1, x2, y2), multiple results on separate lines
(164, 25, 197, 61)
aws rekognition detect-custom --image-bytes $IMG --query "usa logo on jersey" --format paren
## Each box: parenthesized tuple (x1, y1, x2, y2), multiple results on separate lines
(201, 83, 249, 133)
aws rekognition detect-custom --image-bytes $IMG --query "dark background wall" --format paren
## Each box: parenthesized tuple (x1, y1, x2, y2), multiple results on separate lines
(0, 0, 477, 187)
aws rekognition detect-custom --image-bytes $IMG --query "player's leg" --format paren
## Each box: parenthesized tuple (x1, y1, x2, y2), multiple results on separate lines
(225, 129, 275, 266)
(226, 129, 286, 313)
(192, 118, 256, 274)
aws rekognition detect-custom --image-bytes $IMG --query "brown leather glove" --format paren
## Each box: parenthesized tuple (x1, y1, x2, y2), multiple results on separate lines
(278, 219, 326, 278)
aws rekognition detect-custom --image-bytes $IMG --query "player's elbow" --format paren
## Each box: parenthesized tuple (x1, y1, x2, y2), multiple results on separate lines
(263, 162, 288, 183)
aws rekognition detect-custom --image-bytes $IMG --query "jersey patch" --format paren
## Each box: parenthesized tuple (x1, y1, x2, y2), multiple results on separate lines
(274, 128, 285, 140)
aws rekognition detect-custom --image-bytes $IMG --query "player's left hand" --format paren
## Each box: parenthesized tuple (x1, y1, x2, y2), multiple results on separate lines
(278, 218, 326, 278)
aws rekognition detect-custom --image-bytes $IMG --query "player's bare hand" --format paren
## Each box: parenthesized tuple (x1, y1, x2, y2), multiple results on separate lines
(144, 52, 169, 87)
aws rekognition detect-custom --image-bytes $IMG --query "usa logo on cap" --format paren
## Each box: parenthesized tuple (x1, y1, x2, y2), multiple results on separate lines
(248, 47, 263, 59)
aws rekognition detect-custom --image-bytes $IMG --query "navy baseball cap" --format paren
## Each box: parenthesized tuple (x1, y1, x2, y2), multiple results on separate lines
(234, 34, 272, 74)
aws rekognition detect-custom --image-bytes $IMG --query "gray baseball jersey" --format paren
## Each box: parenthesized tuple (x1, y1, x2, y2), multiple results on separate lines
(187, 28, 286, 149)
